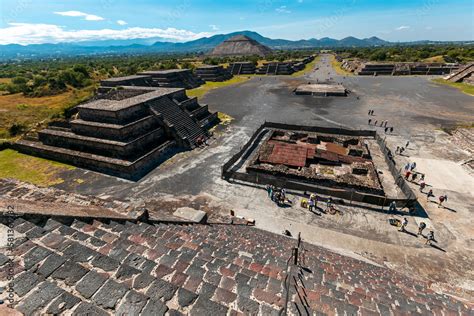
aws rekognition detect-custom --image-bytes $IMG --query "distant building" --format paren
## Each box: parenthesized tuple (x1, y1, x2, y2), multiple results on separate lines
(208, 35, 272, 57)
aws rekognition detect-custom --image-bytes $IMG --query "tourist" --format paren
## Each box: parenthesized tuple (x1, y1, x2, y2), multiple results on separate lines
(308, 198, 314, 212)
(390, 127, 393, 133)
(438, 195, 446, 208)
(396, 146, 400, 154)
(419, 180, 426, 192)
(368, 118, 372, 125)
(399, 217, 408, 232)
(384, 121, 388, 127)
(410, 162, 416, 171)
(406, 141, 410, 148)
(380, 121, 384, 127)
(405, 170, 411, 180)
(384, 127, 388, 133)
(374, 120, 378, 126)
(420, 174, 425, 181)
(389, 201, 397, 213)
(411, 173, 418, 182)
(427, 189, 434, 201)
(425, 231, 435, 245)
(418, 222, 426, 236)
(368, 110, 371, 115)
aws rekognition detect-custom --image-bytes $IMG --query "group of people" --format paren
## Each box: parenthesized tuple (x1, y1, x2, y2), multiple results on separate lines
(266, 185, 290, 206)
(367, 110, 393, 133)
(398, 217, 436, 245)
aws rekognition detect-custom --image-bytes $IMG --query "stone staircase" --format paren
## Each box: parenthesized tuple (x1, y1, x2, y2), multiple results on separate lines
(446, 63, 474, 82)
(149, 97, 207, 149)
(4, 213, 471, 315)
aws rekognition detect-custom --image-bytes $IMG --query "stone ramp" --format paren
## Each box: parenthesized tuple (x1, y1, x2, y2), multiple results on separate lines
(149, 97, 207, 149)
(3, 213, 471, 315)
(446, 63, 474, 83)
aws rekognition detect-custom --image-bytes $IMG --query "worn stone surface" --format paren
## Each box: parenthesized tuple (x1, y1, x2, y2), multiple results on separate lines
(75, 270, 107, 299)
(92, 279, 129, 309)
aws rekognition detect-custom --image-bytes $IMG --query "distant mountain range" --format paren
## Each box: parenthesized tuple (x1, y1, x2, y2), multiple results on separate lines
(0, 30, 471, 61)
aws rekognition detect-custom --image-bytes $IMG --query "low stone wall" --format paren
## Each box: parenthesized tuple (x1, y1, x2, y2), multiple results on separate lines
(222, 122, 417, 207)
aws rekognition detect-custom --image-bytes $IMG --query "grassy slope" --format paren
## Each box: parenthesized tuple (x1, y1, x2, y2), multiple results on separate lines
(186, 76, 251, 98)
(0, 87, 94, 139)
(330, 55, 354, 76)
(0, 149, 75, 186)
(432, 78, 474, 96)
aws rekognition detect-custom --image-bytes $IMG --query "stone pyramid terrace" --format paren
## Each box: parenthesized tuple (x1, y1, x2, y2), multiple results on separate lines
(16, 87, 217, 180)
(195, 65, 233, 82)
(1, 207, 471, 315)
(138, 69, 204, 89)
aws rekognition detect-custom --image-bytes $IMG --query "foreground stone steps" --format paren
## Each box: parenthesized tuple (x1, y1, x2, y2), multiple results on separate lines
(5, 216, 471, 315)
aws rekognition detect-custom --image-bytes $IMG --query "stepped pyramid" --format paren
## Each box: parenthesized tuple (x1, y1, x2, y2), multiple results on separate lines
(16, 86, 217, 180)
(209, 35, 272, 57)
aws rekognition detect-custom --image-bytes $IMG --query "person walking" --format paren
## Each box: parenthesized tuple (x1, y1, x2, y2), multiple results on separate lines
(308, 198, 314, 212)
(389, 201, 397, 213)
(399, 217, 408, 232)
(390, 127, 393, 133)
(410, 162, 416, 171)
(420, 174, 425, 181)
(425, 231, 435, 245)
(418, 222, 426, 236)
(419, 180, 426, 192)
(374, 120, 378, 126)
(405, 170, 411, 180)
(368, 118, 372, 125)
(404, 163, 410, 171)
(406, 141, 410, 148)
(396, 146, 400, 154)
(411, 173, 418, 182)
(427, 189, 434, 201)
(438, 195, 446, 208)
(384, 121, 388, 127)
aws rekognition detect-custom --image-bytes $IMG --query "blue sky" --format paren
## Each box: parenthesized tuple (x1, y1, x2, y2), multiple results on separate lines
(0, 0, 473, 45)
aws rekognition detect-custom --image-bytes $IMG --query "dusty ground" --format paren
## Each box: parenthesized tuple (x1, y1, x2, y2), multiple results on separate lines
(47, 55, 474, 300)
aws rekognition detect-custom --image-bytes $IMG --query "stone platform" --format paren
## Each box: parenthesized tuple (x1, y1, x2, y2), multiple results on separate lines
(195, 65, 233, 82)
(2, 213, 470, 315)
(15, 87, 217, 180)
(294, 83, 347, 96)
(138, 69, 204, 89)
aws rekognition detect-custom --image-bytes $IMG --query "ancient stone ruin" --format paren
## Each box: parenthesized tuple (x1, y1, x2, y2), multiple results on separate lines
(195, 65, 233, 82)
(208, 35, 272, 57)
(256, 62, 295, 75)
(294, 83, 347, 96)
(341, 59, 459, 76)
(247, 129, 383, 195)
(228, 62, 256, 75)
(446, 63, 474, 85)
(137, 69, 204, 89)
(16, 86, 217, 180)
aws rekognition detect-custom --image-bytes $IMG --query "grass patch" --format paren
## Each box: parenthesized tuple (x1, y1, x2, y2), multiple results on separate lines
(330, 55, 353, 76)
(0, 86, 95, 140)
(432, 78, 474, 96)
(291, 55, 321, 77)
(187, 76, 251, 99)
(423, 55, 446, 63)
(0, 149, 75, 186)
(0, 78, 12, 84)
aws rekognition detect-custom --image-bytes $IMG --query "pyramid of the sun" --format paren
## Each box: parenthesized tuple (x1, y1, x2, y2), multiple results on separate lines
(208, 35, 272, 57)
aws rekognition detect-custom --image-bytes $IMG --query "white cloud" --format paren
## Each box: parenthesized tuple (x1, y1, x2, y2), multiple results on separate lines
(276, 6, 291, 14)
(54, 11, 104, 21)
(395, 25, 410, 31)
(209, 24, 219, 31)
(0, 23, 212, 45)
(117, 20, 127, 26)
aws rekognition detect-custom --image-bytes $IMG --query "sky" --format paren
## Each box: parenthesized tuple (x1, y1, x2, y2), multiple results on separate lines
(0, 0, 473, 45)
